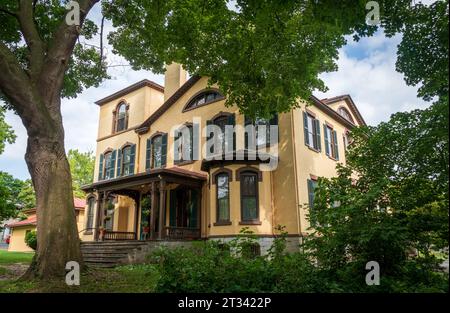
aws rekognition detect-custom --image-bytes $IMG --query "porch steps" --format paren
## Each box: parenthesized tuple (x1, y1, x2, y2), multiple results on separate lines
(80, 241, 149, 268)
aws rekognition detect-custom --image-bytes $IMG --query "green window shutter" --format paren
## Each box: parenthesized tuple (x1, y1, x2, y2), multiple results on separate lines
(129, 144, 136, 174)
(161, 133, 168, 167)
(315, 119, 321, 152)
(307, 179, 315, 209)
(303, 112, 309, 146)
(332, 130, 339, 160)
(110, 150, 117, 178)
(227, 114, 236, 151)
(145, 138, 151, 171)
(116, 149, 122, 177)
(169, 190, 177, 227)
(173, 131, 180, 164)
(192, 123, 200, 160)
(98, 154, 104, 181)
(324, 124, 330, 156)
(206, 120, 213, 157)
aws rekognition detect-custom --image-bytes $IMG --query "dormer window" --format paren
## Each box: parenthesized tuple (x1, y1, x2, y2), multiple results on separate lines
(184, 90, 223, 111)
(337, 107, 354, 124)
(113, 102, 129, 133)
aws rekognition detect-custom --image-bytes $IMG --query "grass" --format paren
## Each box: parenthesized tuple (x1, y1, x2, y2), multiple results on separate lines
(0, 250, 34, 265)
(0, 264, 160, 293)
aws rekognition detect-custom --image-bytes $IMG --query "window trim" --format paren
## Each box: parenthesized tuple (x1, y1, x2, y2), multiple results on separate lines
(324, 124, 339, 160)
(102, 149, 113, 180)
(174, 123, 194, 165)
(149, 132, 167, 169)
(120, 144, 132, 176)
(337, 106, 355, 123)
(182, 88, 225, 112)
(112, 101, 129, 134)
(214, 171, 232, 226)
(238, 167, 261, 224)
(304, 111, 321, 152)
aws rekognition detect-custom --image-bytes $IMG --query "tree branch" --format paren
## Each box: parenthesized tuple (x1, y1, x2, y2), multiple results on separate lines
(0, 7, 17, 18)
(39, 0, 99, 102)
(17, 0, 45, 78)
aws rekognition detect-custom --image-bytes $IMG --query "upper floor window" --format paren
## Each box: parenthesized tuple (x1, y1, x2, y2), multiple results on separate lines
(338, 107, 354, 123)
(145, 133, 168, 170)
(245, 114, 278, 148)
(303, 111, 321, 151)
(324, 124, 339, 160)
(174, 125, 193, 164)
(206, 114, 235, 156)
(184, 90, 223, 111)
(343, 130, 353, 151)
(114, 102, 129, 133)
(117, 144, 136, 176)
(100, 150, 116, 180)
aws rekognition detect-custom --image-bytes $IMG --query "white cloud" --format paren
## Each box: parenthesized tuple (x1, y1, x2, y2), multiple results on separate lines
(316, 32, 430, 126)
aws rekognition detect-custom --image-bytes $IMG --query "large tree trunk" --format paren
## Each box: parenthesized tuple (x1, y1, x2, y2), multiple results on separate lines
(22, 99, 83, 279)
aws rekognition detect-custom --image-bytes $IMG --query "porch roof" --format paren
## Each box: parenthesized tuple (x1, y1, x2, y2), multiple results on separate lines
(81, 166, 207, 192)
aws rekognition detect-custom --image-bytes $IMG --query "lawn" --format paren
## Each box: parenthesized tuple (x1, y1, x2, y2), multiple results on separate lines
(0, 250, 34, 265)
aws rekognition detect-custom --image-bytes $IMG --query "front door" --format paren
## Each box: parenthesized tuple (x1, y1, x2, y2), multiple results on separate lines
(169, 188, 199, 228)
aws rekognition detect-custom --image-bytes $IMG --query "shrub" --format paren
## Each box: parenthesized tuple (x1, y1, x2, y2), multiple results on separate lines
(24, 230, 37, 250)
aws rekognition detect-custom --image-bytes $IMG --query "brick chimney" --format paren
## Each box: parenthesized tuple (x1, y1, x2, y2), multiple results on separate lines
(164, 63, 187, 101)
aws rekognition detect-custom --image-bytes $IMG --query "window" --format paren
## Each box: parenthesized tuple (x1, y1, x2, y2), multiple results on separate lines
(207, 114, 235, 156)
(343, 131, 353, 151)
(184, 91, 223, 111)
(245, 114, 278, 148)
(146, 134, 167, 170)
(114, 102, 129, 133)
(303, 112, 321, 151)
(86, 197, 95, 231)
(174, 125, 193, 164)
(338, 107, 354, 123)
(117, 144, 136, 176)
(240, 171, 259, 222)
(102, 151, 116, 180)
(216, 173, 230, 223)
(324, 124, 339, 160)
(307, 179, 318, 209)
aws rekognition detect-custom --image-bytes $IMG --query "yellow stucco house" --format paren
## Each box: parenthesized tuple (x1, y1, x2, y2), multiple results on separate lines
(81, 64, 365, 253)
(7, 198, 86, 252)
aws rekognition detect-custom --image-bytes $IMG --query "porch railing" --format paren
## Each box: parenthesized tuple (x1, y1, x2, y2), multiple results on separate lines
(103, 231, 136, 240)
(163, 227, 201, 240)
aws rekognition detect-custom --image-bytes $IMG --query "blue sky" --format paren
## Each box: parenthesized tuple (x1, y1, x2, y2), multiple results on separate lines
(0, 10, 430, 180)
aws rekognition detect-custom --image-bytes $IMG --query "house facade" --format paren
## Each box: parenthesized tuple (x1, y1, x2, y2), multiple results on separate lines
(7, 198, 86, 252)
(81, 64, 365, 253)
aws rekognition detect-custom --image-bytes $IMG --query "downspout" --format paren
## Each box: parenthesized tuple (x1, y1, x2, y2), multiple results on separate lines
(289, 110, 302, 237)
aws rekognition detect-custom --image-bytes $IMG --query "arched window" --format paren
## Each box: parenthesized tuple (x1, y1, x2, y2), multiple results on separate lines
(239, 169, 260, 223)
(337, 107, 354, 123)
(184, 90, 223, 111)
(216, 172, 230, 223)
(120, 145, 135, 176)
(174, 125, 193, 164)
(85, 196, 96, 232)
(103, 151, 113, 179)
(114, 102, 129, 133)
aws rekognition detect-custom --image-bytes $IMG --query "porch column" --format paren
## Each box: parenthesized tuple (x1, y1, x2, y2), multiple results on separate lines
(158, 179, 166, 240)
(150, 181, 157, 239)
(94, 192, 103, 241)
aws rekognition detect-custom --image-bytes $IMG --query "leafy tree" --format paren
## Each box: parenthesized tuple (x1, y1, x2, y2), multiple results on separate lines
(17, 179, 36, 210)
(0, 171, 23, 220)
(0, 0, 446, 279)
(0, 106, 15, 154)
(307, 102, 449, 291)
(25, 230, 37, 250)
(67, 149, 94, 198)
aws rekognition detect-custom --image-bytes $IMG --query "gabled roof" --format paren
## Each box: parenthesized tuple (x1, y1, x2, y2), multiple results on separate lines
(136, 75, 202, 134)
(7, 215, 37, 228)
(95, 79, 164, 106)
(321, 94, 366, 126)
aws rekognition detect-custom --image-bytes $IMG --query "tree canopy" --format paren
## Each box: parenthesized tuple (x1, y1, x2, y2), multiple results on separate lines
(67, 149, 94, 198)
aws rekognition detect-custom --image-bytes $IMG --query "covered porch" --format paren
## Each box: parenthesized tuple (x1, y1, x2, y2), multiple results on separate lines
(82, 167, 207, 241)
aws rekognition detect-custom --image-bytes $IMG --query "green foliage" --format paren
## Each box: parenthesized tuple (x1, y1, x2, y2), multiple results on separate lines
(305, 100, 449, 292)
(24, 230, 37, 251)
(0, 107, 15, 154)
(17, 179, 36, 210)
(67, 149, 95, 198)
